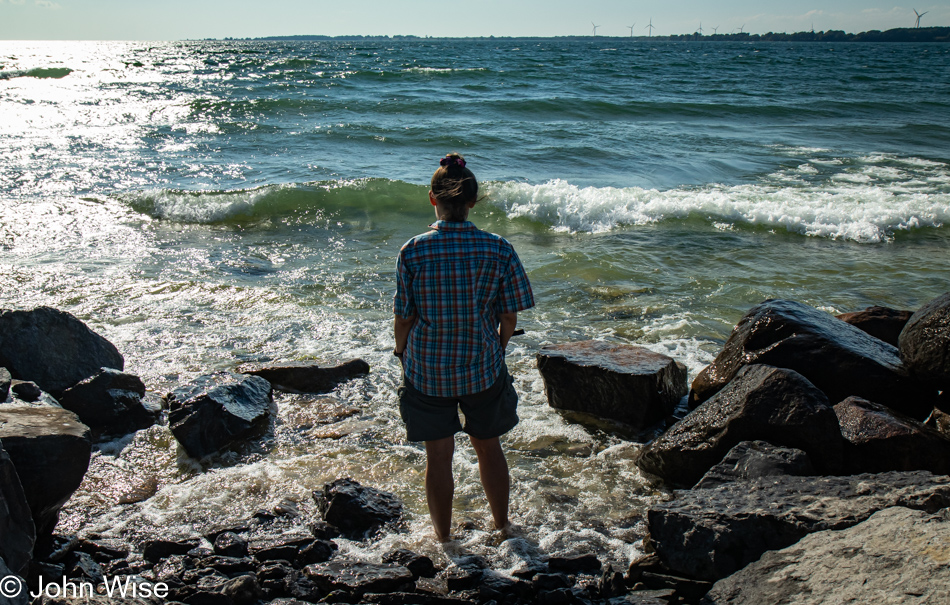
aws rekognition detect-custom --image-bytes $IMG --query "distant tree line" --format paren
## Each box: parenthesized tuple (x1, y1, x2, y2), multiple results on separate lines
(659, 27, 949, 42)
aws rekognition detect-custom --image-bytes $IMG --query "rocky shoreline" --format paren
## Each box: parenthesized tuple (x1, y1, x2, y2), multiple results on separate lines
(1, 293, 949, 604)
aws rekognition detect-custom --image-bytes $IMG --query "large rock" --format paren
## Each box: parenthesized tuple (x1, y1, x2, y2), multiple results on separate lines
(690, 299, 934, 419)
(0, 307, 123, 397)
(636, 365, 843, 488)
(0, 402, 91, 553)
(647, 471, 950, 582)
(313, 478, 402, 540)
(899, 291, 950, 388)
(701, 506, 950, 605)
(835, 305, 913, 347)
(59, 369, 159, 437)
(0, 441, 34, 577)
(536, 341, 687, 430)
(835, 396, 950, 475)
(0, 557, 28, 605)
(303, 560, 414, 598)
(167, 372, 272, 460)
(239, 359, 370, 394)
(693, 440, 813, 489)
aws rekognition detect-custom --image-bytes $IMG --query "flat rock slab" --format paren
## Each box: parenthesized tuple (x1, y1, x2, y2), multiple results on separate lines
(537, 341, 687, 430)
(0, 307, 123, 397)
(303, 560, 414, 597)
(690, 299, 933, 419)
(835, 396, 950, 475)
(899, 291, 950, 388)
(835, 305, 913, 347)
(167, 372, 272, 460)
(0, 402, 91, 550)
(636, 364, 843, 488)
(239, 359, 370, 394)
(694, 440, 814, 489)
(701, 506, 950, 605)
(647, 471, 950, 582)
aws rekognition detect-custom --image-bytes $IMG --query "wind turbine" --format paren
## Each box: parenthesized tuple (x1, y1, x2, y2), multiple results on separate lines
(628, 23, 636, 37)
(712, 25, 719, 35)
(645, 18, 655, 37)
(914, 9, 928, 28)
(696, 22, 704, 35)
(736, 23, 745, 34)
(591, 21, 600, 36)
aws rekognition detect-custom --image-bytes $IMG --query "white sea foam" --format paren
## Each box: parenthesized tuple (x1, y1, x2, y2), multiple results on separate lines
(486, 155, 950, 243)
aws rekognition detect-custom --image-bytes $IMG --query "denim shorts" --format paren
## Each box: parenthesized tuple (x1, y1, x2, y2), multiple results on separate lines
(397, 363, 519, 442)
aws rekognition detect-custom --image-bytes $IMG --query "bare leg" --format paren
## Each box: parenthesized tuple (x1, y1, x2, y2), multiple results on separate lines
(469, 435, 510, 531)
(425, 436, 455, 542)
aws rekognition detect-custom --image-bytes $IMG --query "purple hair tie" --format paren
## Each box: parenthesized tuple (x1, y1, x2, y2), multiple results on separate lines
(440, 156, 466, 168)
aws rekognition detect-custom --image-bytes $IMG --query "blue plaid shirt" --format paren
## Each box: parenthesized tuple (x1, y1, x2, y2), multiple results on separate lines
(394, 220, 535, 397)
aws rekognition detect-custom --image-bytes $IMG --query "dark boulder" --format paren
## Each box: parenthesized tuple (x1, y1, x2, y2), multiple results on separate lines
(636, 365, 843, 488)
(0, 402, 91, 553)
(141, 538, 201, 563)
(221, 575, 264, 605)
(835, 305, 913, 347)
(835, 396, 950, 474)
(0, 307, 123, 397)
(899, 292, 950, 388)
(167, 372, 273, 460)
(927, 405, 950, 436)
(212, 532, 248, 558)
(247, 532, 314, 563)
(382, 549, 435, 579)
(9, 382, 41, 403)
(647, 471, 950, 582)
(547, 553, 601, 574)
(536, 341, 687, 431)
(693, 440, 814, 489)
(701, 507, 950, 605)
(303, 560, 414, 598)
(313, 478, 402, 540)
(0, 441, 34, 576)
(690, 299, 933, 419)
(59, 369, 159, 437)
(239, 359, 370, 394)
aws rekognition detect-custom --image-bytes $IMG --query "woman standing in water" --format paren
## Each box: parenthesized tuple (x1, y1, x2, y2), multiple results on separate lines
(393, 153, 535, 542)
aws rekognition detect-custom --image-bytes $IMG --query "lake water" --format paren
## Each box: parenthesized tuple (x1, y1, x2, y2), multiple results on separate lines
(1, 38, 948, 570)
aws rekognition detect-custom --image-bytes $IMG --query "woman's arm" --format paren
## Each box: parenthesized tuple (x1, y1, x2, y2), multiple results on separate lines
(499, 312, 517, 351)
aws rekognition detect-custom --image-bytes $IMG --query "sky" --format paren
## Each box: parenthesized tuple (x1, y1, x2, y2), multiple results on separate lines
(1, 0, 949, 40)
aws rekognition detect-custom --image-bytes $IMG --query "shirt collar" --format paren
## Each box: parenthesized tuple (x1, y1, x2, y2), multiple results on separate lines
(429, 220, 477, 231)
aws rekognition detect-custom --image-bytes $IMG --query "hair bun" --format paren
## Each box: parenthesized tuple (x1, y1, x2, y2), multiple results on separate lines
(439, 155, 466, 169)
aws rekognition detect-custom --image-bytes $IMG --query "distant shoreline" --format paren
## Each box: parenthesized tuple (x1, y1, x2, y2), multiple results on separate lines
(212, 26, 950, 43)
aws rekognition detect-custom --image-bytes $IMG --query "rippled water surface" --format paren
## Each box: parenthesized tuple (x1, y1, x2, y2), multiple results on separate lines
(2, 39, 949, 570)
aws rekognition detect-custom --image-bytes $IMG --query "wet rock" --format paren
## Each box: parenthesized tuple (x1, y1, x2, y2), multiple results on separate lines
(0, 368, 10, 402)
(248, 533, 313, 563)
(195, 556, 257, 576)
(303, 560, 414, 598)
(141, 538, 201, 563)
(899, 291, 950, 389)
(0, 557, 30, 605)
(647, 471, 950, 582)
(478, 571, 531, 602)
(239, 359, 370, 394)
(598, 564, 626, 598)
(694, 440, 814, 489)
(835, 396, 950, 474)
(313, 478, 402, 540)
(547, 553, 601, 574)
(637, 365, 843, 488)
(536, 341, 687, 431)
(167, 372, 273, 460)
(66, 551, 104, 586)
(835, 305, 913, 347)
(532, 573, 573, 592)
(690, 299, 934, 419)
(609, 589, 676, 604)
(74, 538, 130, 561)
(59, 369, 158, 437)
(0, 402, 91, 553)
(927, 405, 950, 436)
(382, 549, 435, 580)
(638, 571, 713, 603)
(536, 588, 575, 605)
(10, 382, 41, 403)
(0, 307, 124, 398)
(702, 506, 950, 605)
(363, 594, 475, 605)
(212, 532, 248, 559)
(0, 441, 34, 576)
(221, 575, 264, 605)
(295, 539, 334, 567)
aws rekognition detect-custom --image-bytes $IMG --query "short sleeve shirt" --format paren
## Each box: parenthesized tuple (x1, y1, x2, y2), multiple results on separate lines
(394, 220, 534, 397)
